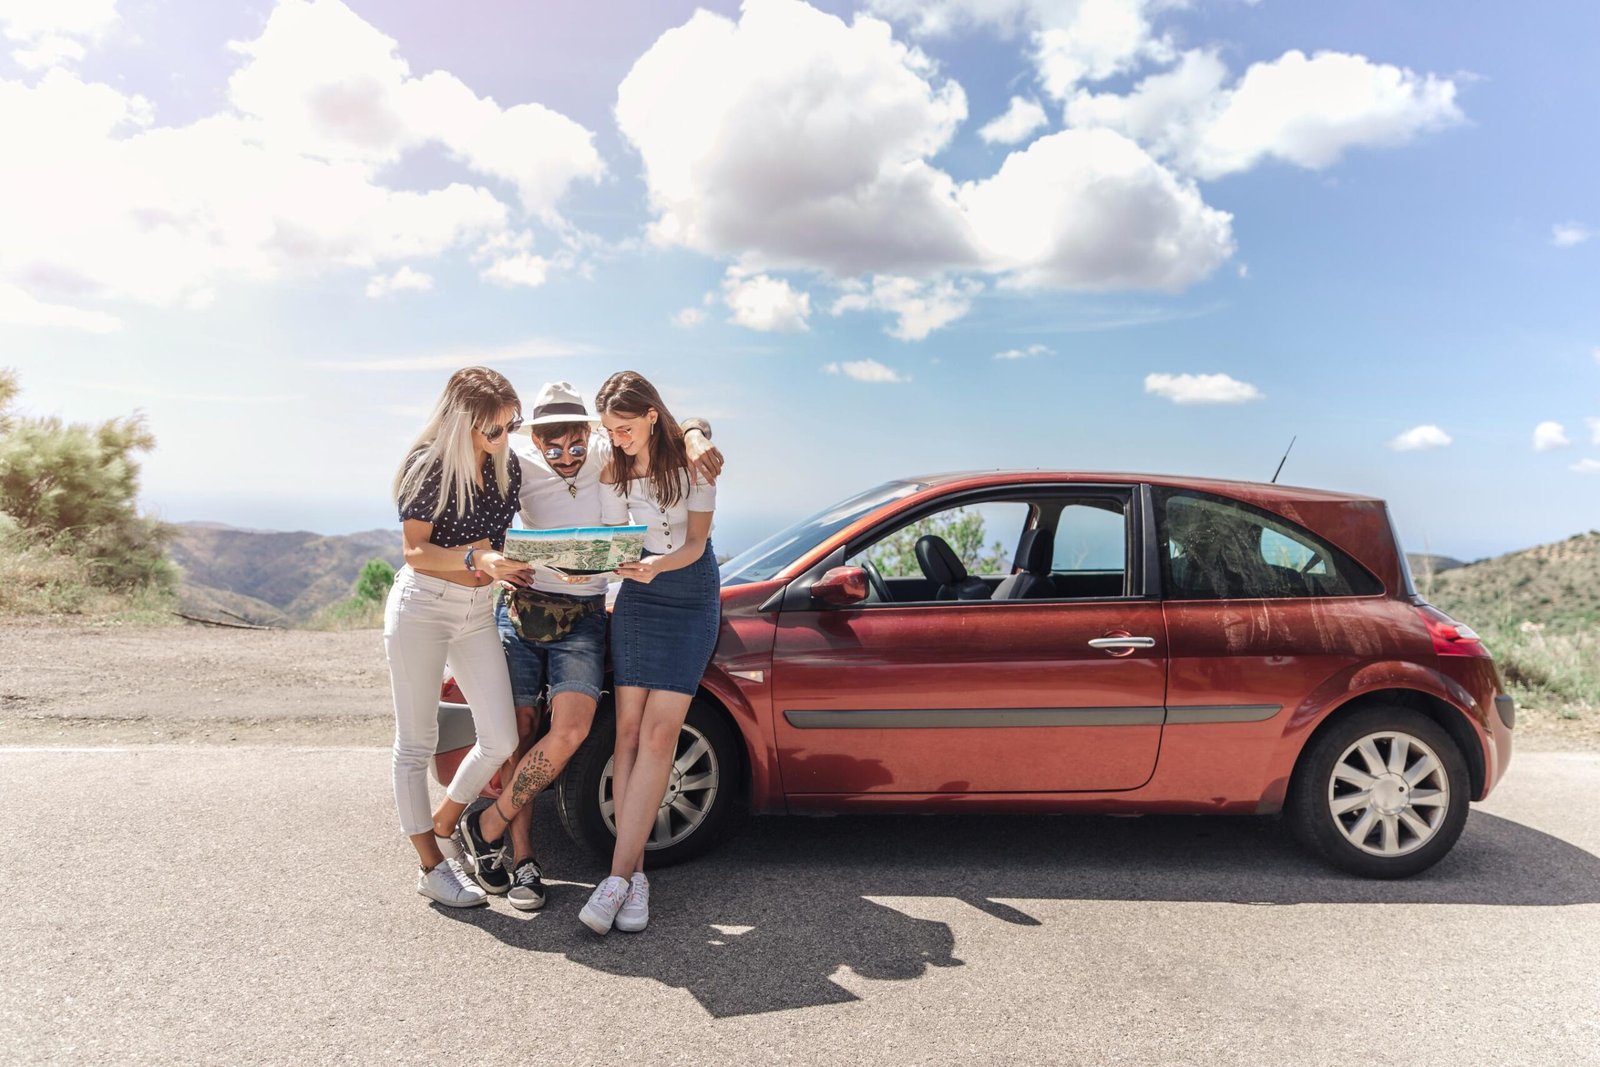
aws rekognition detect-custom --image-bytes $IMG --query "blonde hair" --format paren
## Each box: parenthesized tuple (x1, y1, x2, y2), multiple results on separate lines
(393, 367, 520, 521)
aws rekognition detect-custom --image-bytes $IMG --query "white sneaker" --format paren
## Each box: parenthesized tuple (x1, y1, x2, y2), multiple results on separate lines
(417, 858, 488, 908)
(579, 876, 630, 934)
(615, 874, 650, 933)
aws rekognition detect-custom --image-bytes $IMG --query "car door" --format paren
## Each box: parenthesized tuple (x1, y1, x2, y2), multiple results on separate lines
(769, 486, 1167, 795)
(1154, 487, 1401, 790)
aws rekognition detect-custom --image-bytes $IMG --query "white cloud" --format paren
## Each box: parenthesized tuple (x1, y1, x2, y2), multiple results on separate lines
(995, 343, 1052, 360)
(1552, 223, 1595, 247)
(1388, 424, 1452, 452)
(831, 275, 982, 340)
(1586, 417, 1600, 445)
(1144, 371, 1262, 405)
(1533, 421, 1571, 452)
(480, 253, 549, 288)
(617, 0, 977, 278)
(0, 280, 121, 332)
(364, 265, 433, 298)
(320, 338, 595, 371)
(961, 128, 1234, 290)
(0, 0, 600, 324)
(0, 0, 118, 69)
(723, 268, 811, 332)
(1067, 48, 1464, 179)
(866, 0, 1170, 100)
(1571, 459, 1600, 475)
(672, 306, 706, 328)
(823, 358, 911, 383)
(614, 0, 1240, 335)
(978, 96, 1048, 144)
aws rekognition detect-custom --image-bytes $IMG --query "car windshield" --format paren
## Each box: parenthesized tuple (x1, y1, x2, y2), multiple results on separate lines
(720, 480, 925, 585)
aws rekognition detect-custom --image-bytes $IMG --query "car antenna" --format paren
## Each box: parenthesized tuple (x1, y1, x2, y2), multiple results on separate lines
(1271, 436, 1297, 484)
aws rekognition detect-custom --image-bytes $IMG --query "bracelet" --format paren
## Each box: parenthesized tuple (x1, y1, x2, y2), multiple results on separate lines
(463, 547, 478, 574)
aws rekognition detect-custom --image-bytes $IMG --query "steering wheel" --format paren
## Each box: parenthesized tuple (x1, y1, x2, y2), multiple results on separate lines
(860, 558, 891, 603)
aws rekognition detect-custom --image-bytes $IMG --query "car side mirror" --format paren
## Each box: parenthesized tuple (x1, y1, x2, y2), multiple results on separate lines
(811, 566, 868, 607)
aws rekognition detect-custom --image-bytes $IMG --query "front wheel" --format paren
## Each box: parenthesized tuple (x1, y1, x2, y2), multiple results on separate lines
(1288, 706, 1472, 879)
(555, 695, 741, 868)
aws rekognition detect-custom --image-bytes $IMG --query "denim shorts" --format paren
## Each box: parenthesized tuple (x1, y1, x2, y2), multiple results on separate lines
(495, 592, 607, 707)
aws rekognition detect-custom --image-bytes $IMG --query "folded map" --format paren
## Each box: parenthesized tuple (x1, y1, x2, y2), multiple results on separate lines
(502, 525, 648, 575)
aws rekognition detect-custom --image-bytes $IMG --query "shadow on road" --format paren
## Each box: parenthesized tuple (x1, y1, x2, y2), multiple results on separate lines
(437, 804, 1600, 1017)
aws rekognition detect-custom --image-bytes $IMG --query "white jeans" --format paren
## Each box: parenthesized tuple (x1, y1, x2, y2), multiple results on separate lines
(384, 566, 517, 837)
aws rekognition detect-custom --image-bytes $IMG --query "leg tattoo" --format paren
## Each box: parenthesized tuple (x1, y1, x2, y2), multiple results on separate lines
(508, 748, 556, 810)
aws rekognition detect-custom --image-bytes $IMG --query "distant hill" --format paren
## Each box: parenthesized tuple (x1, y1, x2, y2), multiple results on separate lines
(1406, 553, 1466, 579)
(170, 524, 402, 625)
(1423, 531, 1600, 627)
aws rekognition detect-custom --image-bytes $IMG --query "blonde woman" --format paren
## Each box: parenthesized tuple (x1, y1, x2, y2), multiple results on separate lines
(580, 371, 719, 934)
(387, 366, 533, 907)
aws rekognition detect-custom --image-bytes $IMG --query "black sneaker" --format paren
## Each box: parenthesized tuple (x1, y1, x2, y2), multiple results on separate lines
(458, 799, 510, 895)
(507, 859, 547, 912)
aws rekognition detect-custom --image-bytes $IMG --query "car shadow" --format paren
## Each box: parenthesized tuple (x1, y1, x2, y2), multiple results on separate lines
(436, 800, 1600, 1018)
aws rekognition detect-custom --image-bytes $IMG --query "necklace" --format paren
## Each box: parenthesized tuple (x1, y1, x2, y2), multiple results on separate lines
(558, 472, 579, 498)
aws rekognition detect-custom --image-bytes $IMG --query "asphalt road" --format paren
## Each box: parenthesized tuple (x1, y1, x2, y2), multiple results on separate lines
(2, 747, 1597, 1067)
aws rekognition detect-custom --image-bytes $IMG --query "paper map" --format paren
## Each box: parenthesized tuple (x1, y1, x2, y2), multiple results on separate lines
(502, 525, 648, 574)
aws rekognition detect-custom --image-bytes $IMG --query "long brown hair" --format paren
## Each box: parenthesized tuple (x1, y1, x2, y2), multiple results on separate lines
(393, 366, 520, 520)
(595, 371, 688, 508)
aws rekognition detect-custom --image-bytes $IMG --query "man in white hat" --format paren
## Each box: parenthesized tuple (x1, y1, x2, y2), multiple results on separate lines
(454, 381, 722, 909)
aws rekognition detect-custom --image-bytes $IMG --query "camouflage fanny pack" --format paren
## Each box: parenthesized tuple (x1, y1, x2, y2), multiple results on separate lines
(503, 587, 603, 644)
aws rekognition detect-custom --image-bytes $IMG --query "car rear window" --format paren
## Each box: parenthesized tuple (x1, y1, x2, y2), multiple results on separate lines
(1155, 488, 1383, 600)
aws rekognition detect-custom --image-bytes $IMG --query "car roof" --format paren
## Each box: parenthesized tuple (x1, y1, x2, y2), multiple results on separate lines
(902, 470, 1384, 505)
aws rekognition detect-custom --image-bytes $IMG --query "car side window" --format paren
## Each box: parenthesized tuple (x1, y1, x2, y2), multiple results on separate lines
(1048, 500, 1128, 598)
(849, 503, 1025, 580)
(1156, 488, 1382, 599)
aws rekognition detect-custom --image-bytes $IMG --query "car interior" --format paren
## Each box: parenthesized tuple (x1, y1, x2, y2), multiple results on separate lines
(844, 493, 1131, 605)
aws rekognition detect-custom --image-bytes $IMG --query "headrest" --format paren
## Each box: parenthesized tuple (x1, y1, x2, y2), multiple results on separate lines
(1014, 529, 1054, 574)
(915, 534, 966, 585)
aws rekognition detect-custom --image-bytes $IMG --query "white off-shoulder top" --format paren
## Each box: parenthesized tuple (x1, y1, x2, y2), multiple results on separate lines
(601, 467, 716, 554)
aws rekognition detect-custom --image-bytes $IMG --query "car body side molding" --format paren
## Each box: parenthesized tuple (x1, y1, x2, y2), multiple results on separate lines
(783, 707, 1166, 729)
(781, 704, 1283, 729)
(1164, 704, 1283, 724)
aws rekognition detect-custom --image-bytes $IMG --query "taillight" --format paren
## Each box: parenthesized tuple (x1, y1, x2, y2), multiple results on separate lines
(1418, 604, 1491, 658)
(440, 677, 465, 703)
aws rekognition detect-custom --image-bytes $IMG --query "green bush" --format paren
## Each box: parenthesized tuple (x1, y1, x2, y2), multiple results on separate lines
(305, 556, 394, 630)
(0, 370, 175, 615)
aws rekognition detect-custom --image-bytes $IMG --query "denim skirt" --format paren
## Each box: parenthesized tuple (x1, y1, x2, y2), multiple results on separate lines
(611, 542, 720, 696)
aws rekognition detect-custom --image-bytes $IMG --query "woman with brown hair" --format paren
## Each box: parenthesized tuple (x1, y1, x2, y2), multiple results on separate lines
(579, 371, 719, 934)
(386, 366, 532, 908)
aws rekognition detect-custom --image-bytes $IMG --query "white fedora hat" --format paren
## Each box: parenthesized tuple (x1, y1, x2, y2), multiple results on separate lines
(525, 381, 602, 429)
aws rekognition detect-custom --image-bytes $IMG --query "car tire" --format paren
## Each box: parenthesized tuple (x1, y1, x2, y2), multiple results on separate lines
(555, 694, 741, 868)
(1288, 705, 1471, 879)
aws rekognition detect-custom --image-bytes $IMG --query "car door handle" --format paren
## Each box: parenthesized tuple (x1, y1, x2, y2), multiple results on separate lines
(1088, 636, 1157, 650)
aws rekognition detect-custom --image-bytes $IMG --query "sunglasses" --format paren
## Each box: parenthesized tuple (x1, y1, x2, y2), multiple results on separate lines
(541, 443, 588, 461)
(479, 416, 523, 442)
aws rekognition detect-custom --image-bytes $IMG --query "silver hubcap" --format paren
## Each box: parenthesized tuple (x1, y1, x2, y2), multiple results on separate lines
(1328, 731, 1449, 857)
(599, 723, 720, 850)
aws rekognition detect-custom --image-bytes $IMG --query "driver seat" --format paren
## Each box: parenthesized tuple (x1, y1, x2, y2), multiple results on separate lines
(915, 535, 990, 600)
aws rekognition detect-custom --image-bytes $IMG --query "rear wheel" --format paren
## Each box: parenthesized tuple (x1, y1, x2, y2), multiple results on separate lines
(556, 695, 740, 867)
(1288, 706, 1471, 878)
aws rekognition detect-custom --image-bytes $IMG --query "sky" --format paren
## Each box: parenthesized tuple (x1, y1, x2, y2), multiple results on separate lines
(1, 0, 1596, 561)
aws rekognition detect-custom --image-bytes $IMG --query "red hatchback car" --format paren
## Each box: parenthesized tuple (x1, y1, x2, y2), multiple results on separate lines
(435, 471, 1514, 879)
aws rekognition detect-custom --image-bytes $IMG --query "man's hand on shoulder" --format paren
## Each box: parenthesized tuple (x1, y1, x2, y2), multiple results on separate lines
(682, 418, 723, 484)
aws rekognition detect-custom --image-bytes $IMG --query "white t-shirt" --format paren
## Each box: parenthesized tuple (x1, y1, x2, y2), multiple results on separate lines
(602, 467, 716, 555)
(511, 429, 614, 597)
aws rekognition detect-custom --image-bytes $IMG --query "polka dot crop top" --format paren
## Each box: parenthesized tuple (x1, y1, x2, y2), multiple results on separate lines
(397, 451, 520, 551)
